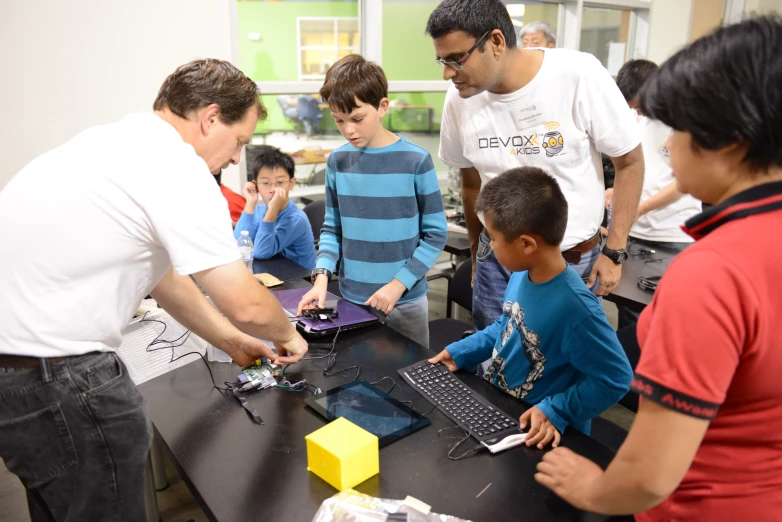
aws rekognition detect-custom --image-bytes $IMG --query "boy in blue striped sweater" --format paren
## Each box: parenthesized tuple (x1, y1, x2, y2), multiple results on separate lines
(297, 55, 447, 347)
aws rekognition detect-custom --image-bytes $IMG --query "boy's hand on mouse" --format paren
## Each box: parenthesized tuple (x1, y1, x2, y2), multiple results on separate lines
(520, 407, 561, 449)
(296, 275, 328, 316)
(428, 349, 458, 372)
(364, 279, 406, 314)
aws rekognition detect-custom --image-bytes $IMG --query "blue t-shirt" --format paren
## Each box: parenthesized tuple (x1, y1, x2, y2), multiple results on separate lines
(234, 200, 316, 270)
(448, 267, 632, 435)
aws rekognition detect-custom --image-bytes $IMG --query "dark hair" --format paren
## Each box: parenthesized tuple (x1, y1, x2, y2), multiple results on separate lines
(319, 55, 388, 113)
(426, 0, 517, 50)
(476, 167, 567, 246)
(616, 59, 659, 101)
(639, 15, 782, 173)
(250, 148, 295, 180)
(153, 58, 267, 124)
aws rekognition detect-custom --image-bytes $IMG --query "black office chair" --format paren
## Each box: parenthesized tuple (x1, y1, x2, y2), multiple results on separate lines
(427, 258, 473, 350)
(302, 199, 326, 249)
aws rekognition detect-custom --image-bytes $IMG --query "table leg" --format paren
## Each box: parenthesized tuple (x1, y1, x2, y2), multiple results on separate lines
(151, 432, 168, 491)
(145, 453, 161, 522)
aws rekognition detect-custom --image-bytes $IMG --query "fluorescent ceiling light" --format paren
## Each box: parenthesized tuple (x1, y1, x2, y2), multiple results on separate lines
(506, 4, 526, 17)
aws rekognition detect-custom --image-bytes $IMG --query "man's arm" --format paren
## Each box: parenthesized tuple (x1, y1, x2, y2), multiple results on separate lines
(587, 144, 644, 295)
(460, 167, 483, 285)
(536, 399, 709, 514)
(637, 180, 686, 219)
(151, 267, 279, 366)
(190, 259, 307, 363)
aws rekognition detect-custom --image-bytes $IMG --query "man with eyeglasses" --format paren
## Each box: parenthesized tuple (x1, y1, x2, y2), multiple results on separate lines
(426, 0, 644, 350)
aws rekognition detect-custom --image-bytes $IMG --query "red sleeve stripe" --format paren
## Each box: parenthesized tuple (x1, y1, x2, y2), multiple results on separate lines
(631, 374, 721, 420)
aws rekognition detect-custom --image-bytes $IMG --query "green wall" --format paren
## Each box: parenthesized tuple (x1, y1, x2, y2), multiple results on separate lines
(381, 2, 442, 81)
(238, 1, 444, 133)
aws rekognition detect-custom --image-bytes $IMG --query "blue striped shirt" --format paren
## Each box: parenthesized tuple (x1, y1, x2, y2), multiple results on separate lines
(316, 137, 448, 305)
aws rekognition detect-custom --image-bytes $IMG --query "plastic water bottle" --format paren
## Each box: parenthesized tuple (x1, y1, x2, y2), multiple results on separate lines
(237, 231, 254, 273)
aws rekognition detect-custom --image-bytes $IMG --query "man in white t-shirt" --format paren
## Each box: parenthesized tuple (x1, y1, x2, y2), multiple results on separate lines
(611, 59, 701, 328)
(0, 59, 308, 521)
(426, 0, 644, 334)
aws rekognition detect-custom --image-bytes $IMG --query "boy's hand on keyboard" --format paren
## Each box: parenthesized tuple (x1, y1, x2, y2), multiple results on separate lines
(364, 279, 406, 314)
(428, 350, 458, 372)
(520, 407, 561, 449)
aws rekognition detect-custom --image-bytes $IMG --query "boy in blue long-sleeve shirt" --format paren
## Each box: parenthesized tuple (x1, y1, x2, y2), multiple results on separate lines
(234, 148, 316, 270)
(430, 167, 632, 449)
(297, 54, 447, 347)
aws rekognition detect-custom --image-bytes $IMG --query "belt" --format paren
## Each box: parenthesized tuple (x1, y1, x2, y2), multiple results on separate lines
(562, 231, 602, 264)
(0, 355, 73, 368)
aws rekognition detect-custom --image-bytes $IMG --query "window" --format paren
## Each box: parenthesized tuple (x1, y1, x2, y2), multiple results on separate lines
(580, 6, 631, 73)
(298, 17, 359, 81)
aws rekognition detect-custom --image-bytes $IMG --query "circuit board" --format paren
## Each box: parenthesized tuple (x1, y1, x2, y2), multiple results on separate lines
(238, 359, 280, 389)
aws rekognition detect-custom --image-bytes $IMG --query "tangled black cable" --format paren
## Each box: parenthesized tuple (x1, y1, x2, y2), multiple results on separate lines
(140, 312, 229, 393)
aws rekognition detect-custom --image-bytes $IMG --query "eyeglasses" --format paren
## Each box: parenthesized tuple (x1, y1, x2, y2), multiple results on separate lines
(257, 180, 292, 189)
(435, 30, 492, 71)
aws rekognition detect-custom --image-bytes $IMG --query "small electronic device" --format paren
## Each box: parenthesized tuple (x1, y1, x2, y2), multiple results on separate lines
(638, 274, 662, 292)
(238, 359, 279, 391)
(305, 380, 431, 447)
(300, 307, 338, 320)
(274, 287, 378, 338)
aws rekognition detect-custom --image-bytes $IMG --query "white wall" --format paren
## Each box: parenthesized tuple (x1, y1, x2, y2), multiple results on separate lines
(0, 0, 242, 192)
(745, 0, 782, 15)
(646, 0, 694, 64)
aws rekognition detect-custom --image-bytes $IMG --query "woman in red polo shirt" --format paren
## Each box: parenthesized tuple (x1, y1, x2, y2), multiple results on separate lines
(534, 15, 782, 521)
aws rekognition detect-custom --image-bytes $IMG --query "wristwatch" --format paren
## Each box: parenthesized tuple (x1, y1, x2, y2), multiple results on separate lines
(311, 268, 332, 284)
(602, 246, 629, 265)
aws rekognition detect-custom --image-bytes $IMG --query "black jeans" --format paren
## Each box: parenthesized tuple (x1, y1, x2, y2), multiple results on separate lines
(0, 352, 152, 522)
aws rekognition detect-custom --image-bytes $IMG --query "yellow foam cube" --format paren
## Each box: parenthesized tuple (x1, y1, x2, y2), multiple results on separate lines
(305, 417, 379, 491)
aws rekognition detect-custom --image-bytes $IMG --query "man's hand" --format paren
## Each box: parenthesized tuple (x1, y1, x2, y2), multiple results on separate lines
(535, 447, 604, 512)
(364, 279, 406, 314)
(604, 188, 614, 209)
(587, 255, 622, 296)
(267, 187, 290, 215)
(427, 349, 458, 372)
(520, 406, 562, 449)
(296, 275, 329, 316)
(242, 181, 259, 210)
(274, 330, 309, 364)
(230, 335, 277, 367)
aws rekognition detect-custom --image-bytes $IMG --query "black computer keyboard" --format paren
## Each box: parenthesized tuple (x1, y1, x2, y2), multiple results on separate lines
(398, 360, 523, 445)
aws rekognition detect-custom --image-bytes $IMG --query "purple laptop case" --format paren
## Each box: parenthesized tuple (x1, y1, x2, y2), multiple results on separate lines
(273, 287, 378, 332)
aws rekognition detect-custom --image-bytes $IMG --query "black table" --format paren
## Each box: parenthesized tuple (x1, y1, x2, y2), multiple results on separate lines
(253, 256, 311, 282)
(139, 268, 621, 522)
(604, 239, 682, 313)
(444, 232, 471, 259)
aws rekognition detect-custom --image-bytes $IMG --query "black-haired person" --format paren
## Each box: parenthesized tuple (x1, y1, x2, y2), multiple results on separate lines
(426, 0, 644, 344)
(612, 59, 702, 328)
(429, 167, 632, 449)
(235, 148, 317, 270)
(535, 17, 782, 521)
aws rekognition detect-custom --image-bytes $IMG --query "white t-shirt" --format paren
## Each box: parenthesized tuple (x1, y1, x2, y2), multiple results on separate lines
(439, 48, 641, 250)
(630, 114, 701, 243)
(0, 113, 239, 357)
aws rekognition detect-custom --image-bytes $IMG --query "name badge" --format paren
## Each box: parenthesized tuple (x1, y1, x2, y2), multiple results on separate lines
(509, 105, 544, 132)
